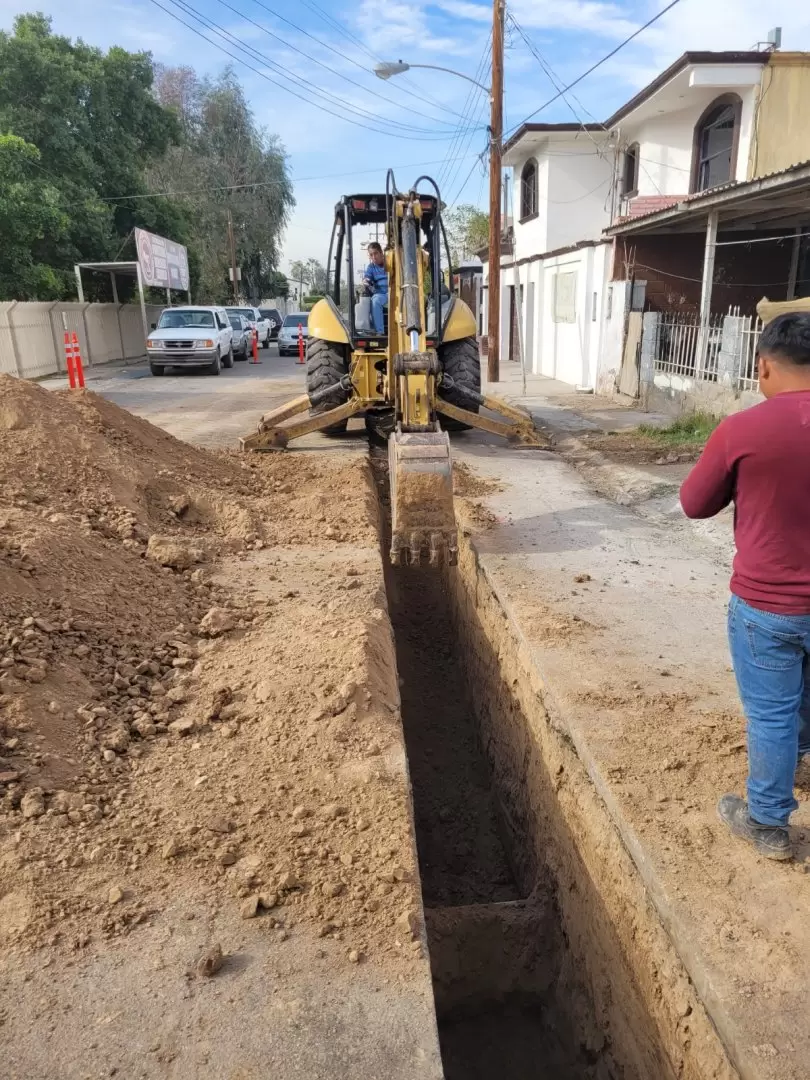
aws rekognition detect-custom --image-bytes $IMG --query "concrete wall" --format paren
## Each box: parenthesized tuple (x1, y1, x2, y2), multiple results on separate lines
(0, 301, 163, 380)
(750, 54, 810, 177)
(645, 373, 762, 418)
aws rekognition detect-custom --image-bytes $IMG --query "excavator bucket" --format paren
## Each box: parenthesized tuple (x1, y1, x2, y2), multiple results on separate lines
(389, 430, 458, 567)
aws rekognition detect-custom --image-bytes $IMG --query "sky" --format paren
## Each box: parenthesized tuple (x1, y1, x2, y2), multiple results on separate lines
(4, 0, 810, 279)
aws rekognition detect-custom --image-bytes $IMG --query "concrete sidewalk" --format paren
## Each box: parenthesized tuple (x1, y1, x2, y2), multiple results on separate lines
(453, 432, 810, 1080)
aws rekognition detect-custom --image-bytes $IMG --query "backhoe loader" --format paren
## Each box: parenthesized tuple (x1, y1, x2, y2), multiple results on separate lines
(240, 172, 540, 566)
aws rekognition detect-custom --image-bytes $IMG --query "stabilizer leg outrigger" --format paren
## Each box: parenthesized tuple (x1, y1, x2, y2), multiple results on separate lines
(239, 376, 360, 451)
(436, 379, 547, 446)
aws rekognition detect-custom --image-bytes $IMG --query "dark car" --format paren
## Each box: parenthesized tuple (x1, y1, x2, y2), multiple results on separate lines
(259, 307, 283, 340)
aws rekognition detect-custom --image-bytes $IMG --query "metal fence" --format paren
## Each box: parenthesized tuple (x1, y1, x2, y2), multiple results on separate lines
(735, 313, 762, 393)
(653, 312, 724, 380)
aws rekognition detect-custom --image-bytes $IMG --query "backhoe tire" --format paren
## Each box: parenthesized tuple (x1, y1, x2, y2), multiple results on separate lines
(438, 336, 481, 431)
(306, 337, 350, 435)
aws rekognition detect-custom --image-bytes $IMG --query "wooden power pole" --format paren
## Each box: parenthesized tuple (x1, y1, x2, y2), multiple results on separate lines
(227, 209, 239, 302)
(487, 0, 505, 383)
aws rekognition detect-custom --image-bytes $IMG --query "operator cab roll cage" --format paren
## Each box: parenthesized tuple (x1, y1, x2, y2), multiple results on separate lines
(325, 180, 455, 348)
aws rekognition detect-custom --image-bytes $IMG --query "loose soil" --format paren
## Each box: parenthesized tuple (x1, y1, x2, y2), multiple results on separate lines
(0, 375, 422, 975)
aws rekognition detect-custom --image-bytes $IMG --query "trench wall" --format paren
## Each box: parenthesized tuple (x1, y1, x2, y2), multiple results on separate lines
(444, 537, 739, 1080)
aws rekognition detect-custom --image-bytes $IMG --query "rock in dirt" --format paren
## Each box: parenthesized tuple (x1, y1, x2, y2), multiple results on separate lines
(161, 837, 182, 859)
(168, 717, 196, 737)
(240, 895, 260, 920)
(199, 607, 235, 637)
(20, 789, 45, 819)
(101, 726, 130, 753)
(108, 885, 124, 905)
(196, 943, 224, 978)
(146, 535, 204, 570)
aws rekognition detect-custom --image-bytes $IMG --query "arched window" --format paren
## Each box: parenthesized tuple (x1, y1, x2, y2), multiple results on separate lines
(692, 95, 742, 193)
(520, 158, 538, 221)
(622, 143, 639, 197)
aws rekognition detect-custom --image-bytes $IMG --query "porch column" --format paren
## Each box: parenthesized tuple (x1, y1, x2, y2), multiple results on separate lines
(787, 226, 802, 300)
(695, 210, 718, 378)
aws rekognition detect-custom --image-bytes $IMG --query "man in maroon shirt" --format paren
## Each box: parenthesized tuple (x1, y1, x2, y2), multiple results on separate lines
(681, 313, 810, 861)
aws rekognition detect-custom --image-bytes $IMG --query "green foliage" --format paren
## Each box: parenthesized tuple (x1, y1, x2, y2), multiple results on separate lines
(149, 65, 294, 304)
(444, 203, 488, 265)
(0, 19, 292, 305)
(636, 412, 719, 446)
(0, 14, 187, 300)
(0, 134, 69, 298)
(264, 270, 289, 300)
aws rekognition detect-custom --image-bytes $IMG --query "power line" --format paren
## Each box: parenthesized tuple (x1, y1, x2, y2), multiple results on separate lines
(296, 0, 457, 116)
(503, 0, 683, 141)
(100, 153, 479, 202)
(213, 0, 462, 128)
(438, 36, 492, 196)
(146, 0, 465, 142)
(166, 0, 449, 137)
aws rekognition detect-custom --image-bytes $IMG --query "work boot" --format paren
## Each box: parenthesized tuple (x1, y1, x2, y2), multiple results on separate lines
(717, 794, 792, 861)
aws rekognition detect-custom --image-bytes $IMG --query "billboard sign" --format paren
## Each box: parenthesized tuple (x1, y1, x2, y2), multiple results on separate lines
(134, 227, 190, 292)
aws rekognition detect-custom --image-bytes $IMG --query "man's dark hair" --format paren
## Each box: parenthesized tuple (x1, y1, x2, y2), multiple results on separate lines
(757, 312, 810, 366)
(368, 242, 382, 254)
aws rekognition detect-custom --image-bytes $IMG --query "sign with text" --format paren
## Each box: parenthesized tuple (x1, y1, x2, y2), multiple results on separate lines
(134, 228, 190, 292)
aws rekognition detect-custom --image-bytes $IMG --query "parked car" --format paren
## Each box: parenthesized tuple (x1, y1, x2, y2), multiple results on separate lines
(146, 306, 233, 375)
(277, 312, 309, 356)
(225, 305, 271, 349)
(227, 312, 254, 361)
(259, 307, 283, 340)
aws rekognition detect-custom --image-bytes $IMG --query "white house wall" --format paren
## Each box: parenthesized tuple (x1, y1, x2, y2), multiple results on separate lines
(544, 150, 614, 252)
(617, 84, 759, 197)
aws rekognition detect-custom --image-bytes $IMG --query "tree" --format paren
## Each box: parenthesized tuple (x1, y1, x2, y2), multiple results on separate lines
(0, 134, 69, 298)
(149, 66, 294, 304)
(444, 204, 488, 266)
(0, 14, 186, 299)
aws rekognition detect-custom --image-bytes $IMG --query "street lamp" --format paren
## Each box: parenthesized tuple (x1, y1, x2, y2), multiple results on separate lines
(373, 7, 504, 385)
(374, 61, 490, 96)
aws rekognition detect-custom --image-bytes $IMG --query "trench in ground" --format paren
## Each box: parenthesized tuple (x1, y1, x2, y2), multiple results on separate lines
(373, 452, 718, 1080)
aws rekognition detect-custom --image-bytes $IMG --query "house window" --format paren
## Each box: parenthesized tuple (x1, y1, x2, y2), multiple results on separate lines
(692, 95, 742, 193)
(520, 158, 538, 221)
(552, 272, 577, 323)
(622, 143, 639, 197)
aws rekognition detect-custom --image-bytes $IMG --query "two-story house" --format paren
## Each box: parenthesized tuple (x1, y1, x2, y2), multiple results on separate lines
(490, 48, 810, 393)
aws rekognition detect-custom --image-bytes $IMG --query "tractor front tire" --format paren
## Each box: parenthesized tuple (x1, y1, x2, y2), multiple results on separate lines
(306, 337, 351, 435)
(438, 335, 481, 431)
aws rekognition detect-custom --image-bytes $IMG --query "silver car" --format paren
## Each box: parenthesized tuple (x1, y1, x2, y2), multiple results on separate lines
(277, 312, 309, 356)
(146, 306, 234, 375)
(227, 313, 254, 361)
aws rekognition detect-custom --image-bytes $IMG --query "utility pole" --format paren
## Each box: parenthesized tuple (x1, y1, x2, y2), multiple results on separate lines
(487, 0, 505, 383)
(227, 209, 239, 302)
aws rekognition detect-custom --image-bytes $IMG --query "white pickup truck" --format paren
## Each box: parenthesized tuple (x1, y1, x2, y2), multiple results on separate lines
(146, 306, 234, 375)
(225, 306, 271, 349)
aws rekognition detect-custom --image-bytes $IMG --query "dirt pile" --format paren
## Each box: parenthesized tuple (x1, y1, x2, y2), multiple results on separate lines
(0, 378, 420, 968)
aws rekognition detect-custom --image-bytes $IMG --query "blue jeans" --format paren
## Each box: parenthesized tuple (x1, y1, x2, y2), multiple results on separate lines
(371, 292, 387, 334)
(727, 594, 810, 827)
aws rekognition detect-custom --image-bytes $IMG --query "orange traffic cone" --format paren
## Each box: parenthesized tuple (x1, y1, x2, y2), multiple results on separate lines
(297, 324, 305, 364)
(70, 332, 86, 388)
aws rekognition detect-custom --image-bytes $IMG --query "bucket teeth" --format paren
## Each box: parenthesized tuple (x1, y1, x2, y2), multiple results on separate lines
(389, 430, 457, 568)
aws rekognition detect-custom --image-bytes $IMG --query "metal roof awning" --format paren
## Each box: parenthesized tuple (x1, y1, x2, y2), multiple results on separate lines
(606, 161, 810, 236)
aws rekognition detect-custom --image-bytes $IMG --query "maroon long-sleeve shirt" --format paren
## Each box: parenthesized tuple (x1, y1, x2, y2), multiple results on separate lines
(680, 390, 810, 614)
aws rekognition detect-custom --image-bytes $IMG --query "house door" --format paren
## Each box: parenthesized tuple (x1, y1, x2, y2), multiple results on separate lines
(616, 311, 643, 398)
